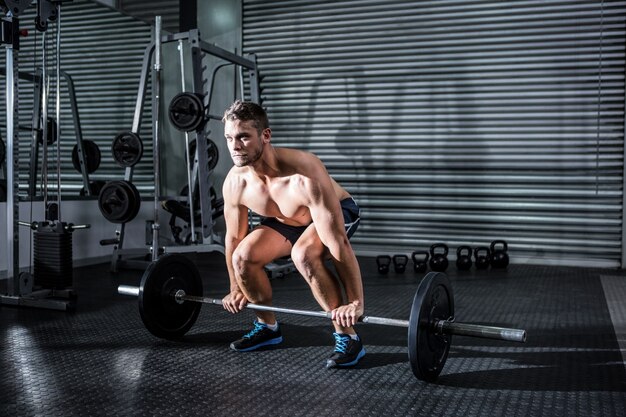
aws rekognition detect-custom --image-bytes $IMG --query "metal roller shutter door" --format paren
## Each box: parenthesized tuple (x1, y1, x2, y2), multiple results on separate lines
(242, 0, 626, 267)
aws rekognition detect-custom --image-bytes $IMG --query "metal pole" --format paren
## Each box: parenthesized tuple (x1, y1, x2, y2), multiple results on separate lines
(437, 321, 527, 343)
(151, 16, 162, 262)
(178, 39, 196, 243)
(41, 32, 48, 211)
(5, 34, 18, 295)
(55, 4, 61, 222)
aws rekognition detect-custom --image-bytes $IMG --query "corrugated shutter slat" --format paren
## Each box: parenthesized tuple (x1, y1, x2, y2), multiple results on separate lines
(243, 0, 626, 267)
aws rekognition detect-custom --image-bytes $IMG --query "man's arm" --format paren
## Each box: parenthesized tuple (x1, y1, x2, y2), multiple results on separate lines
(222, 173, 250, 313)
(304, 159, 364, 327)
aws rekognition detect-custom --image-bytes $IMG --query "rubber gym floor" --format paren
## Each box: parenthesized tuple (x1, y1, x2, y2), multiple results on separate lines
(1, 252, 625, 417)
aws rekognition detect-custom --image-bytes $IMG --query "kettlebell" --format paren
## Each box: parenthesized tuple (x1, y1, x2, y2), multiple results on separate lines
(392, 254, 409, 273)
(411, 251, 429, 273)
(490, 240, 509, 269)
(429, 243, 449, 272)
(456, 246, 472, 271)
(474, 247, 491, 270)
(376, 255, 392, 274)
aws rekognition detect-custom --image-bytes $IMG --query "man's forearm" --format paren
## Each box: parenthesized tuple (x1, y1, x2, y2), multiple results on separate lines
(225, 238, 241, 292)
(334, 248, 364, 307)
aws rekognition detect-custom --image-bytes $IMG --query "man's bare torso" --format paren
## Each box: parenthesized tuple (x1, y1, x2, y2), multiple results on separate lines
(229, 148, 349, 227)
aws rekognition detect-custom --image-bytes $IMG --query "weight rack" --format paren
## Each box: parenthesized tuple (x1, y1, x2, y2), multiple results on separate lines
(103, 28, 261, 272)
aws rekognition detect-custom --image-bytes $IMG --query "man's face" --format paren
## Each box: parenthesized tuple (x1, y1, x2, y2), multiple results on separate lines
(224, 119, 268, 167)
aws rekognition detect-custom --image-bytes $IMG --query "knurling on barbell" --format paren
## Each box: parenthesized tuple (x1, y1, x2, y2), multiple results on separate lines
(118, 253, 527, 382)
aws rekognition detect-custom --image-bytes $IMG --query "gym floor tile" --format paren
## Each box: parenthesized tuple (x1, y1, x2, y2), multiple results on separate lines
(1, 254, 625, 417)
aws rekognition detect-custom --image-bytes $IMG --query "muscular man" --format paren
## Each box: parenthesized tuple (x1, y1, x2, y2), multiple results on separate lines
(220, 100, 366, 368)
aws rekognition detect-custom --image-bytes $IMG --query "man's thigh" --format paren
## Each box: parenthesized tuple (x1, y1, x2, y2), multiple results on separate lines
(238, 225, 293, 265)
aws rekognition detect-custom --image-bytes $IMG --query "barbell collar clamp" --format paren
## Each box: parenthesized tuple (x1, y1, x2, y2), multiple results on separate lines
(118, 285, 140, 297)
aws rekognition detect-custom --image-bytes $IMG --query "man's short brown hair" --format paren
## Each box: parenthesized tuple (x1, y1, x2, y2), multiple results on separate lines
(222, 100, 269, 134)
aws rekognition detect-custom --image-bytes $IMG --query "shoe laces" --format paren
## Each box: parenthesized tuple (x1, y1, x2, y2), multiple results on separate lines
(243, 321, 266, 339)
(333, 333, 350, 354)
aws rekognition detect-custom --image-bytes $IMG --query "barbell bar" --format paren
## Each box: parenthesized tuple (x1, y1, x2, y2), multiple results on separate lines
(118, 253, 527, 381)
(118, 285, 526, 343)
(120, 285, 419, 328)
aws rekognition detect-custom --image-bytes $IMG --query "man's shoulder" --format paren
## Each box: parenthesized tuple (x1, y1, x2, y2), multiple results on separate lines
(277, 147, 323, 171)
(225, 164, 248, 178)
(277, 147, 316, 159)
(223, 167, 248, 193)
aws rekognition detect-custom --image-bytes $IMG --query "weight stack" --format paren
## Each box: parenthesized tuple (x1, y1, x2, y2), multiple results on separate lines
(34, 222, 73, 289)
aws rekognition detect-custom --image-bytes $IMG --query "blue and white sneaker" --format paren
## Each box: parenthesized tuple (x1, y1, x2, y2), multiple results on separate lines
(326, 333, 366, 368)
(230, 320, 283, 352)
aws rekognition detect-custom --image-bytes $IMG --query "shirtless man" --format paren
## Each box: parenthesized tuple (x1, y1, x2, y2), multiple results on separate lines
(220, 100, 366, 368)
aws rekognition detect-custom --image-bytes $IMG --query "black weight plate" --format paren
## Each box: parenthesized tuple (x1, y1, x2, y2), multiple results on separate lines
(0, 181, 7, 201)
(138, 254, 203, 340)
(206, 139, 219, 171)
(0, 138, 5, 165)
(79, 180, 107, 197)
(408, 272, 454, 382)
(72, 140, 102, 174)
(37, 117, 57, 146)
(114, 180, 141, 223)
(98, 180, 141, 223)
(124, 181, 142, 223)
(112, 131, 144, 168)
(187, 138, 219, 172)
(168, 92, 205, 132)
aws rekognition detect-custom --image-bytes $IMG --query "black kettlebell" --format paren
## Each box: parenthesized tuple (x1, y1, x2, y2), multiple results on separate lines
(393, 254, 409, 273)
(429, 243, 449, 272)
(376, 255, 392, 275)
(411, 251, 429, 273)
(456, 246, 472, 271)
(490, 240, 509, 269)
(474, 247, 491, 270)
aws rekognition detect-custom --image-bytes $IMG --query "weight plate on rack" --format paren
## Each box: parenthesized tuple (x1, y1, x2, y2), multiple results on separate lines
(0, 138, 6, 165)
(79, 180, 107, 197)
(168, 92, 206, 132)
(72, 140, 102, 174)
(112, 131, 144, 168)
(188, 138, 219, 172)
(37, 117, 57, 146)
(97, 180, 141, 223)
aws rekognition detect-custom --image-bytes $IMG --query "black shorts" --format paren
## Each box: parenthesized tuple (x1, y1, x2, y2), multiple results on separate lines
(259, 197, 361, 246)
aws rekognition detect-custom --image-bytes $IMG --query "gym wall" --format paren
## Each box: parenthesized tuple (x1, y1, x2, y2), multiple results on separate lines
(242, 0, 626, 268)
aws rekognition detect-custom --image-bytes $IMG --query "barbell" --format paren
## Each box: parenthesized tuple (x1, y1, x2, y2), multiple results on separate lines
(118, 253, 527, 382)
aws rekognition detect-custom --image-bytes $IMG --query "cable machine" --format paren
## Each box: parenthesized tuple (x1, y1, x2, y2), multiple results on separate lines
(1, 0, 88, 311)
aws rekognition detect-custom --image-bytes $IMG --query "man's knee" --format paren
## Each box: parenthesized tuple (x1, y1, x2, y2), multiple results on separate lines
(232, 244, 265, 278)
(291, 243, 325, 278)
